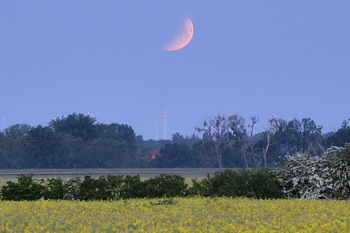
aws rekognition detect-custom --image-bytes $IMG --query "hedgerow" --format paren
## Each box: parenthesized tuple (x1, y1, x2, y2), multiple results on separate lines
(2, 143, 350, 201)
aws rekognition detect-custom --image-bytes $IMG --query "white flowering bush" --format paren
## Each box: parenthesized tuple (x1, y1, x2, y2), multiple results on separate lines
(274, 144, 350, 199)
(326, 145, 350, 199)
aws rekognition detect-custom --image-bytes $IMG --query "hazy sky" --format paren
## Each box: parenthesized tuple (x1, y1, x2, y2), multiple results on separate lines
(1, 1, 350, 139)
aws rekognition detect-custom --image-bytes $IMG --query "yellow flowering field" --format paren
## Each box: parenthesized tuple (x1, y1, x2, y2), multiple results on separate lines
(0, 198, 349, 232)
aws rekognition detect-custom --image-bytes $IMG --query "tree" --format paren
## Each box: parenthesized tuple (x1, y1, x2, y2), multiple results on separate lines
(49, 113, 97, 142)
(274, 118, 323, 156)
(300, 118, 324, 155)
(196, 114, 232, 168)
(3, 124, 32, 168)
(326, 119, 350, 147)
(151, 143, 196, 168)
(26, 125, 62, 168)
(79, 138, 128, 168)
(0, 132, 7, 168)
(172, 132, 185, 143)
(261, 117, 279, 167)
(228, 114, 250, 168)
(96, 123, 136, 153)
(246, 116, 259, 167)
(4, 124, 32, 139)
(54, 134, 85, 168)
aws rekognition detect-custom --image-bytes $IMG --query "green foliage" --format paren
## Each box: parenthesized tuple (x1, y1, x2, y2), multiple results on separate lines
(3, 124, 32, 168)
(326, 120, 350, 147)
(49, 113, 97, 142)
(80, 176, 112, 200)
(188, 176, 211, 196)
(79, 138, 127, 168)
(64, 176, 82, 200)
(144, 174, 188, 198)
(43, 177, 67, 200)
(0, 113, 346, 169)
(96, 123, 136, 153)
(151, 143, 197, 168)
(188, 169, 282, 199)
(1, 171, 284, 201)
(274, 118, 323, 156)
(120, 175, 145, 199)
(26, 125, 62, 168)
(1, 174, 44, 201)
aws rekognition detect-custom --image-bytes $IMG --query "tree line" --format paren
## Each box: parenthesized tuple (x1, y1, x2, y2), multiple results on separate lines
(3, 143, 350, 201)
(0, 112, 349, 169)
(0, 113, 138, 168)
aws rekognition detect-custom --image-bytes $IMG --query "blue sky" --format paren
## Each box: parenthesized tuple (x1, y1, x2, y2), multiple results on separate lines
(1, 1, 350, 139)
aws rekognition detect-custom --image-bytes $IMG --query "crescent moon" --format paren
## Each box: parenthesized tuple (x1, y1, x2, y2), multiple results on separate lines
(162, 16, 194, 51)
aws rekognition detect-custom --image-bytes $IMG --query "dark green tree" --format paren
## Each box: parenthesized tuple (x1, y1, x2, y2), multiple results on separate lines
(55, 135, 85, 168)
(326, 119, 350, 147)
(172, 132, 185, 143)
(0, 132, 7, 168)
(151, 143, 196, 168)
(3, 124, 32, 168)
(49, 113, 97, 142)
(192, 140, 216, 168)
(79, 138, 128, 168)
(96, 123, 136, 153)
(274, 118, 323, 156)
(26, 125, 62, 168)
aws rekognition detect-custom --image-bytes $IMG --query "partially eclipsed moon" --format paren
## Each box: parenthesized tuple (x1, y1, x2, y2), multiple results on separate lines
(162, 16, 194, 51)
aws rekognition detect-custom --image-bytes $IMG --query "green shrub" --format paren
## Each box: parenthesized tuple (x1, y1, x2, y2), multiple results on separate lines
(1, 174, 44, 201)
(189, 169, 282, 199)
(248, 169, 283, 199)
(188, 176, 211, 196)
(80, 176, 116, 200)
(144, 174, 188, 198)
(71, 175, 145, 200)
(43, 177, 67, 200)
(120, 175, 145, 199)
(105, 175, 124, 199)
(1, 170, 282, 201)
(64, 176, 82, 200)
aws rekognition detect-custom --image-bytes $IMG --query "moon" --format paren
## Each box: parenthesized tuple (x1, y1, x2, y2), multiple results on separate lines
(162, 16, 194, 51)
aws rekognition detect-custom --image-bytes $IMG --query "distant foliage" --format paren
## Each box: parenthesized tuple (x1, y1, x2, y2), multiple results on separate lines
(0, 113, 141, 169)
(326, 119, 350, 147)
(151, 143, 197, 168)
(2, 113, 350, 169)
